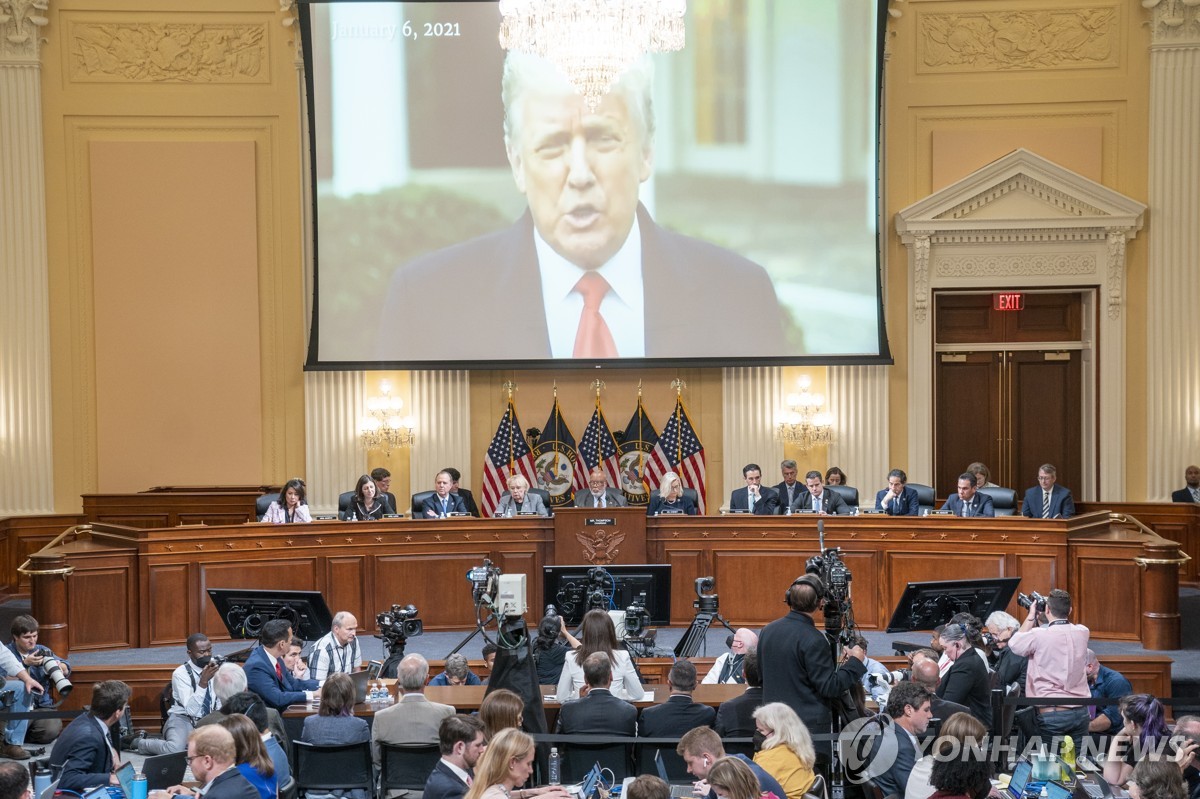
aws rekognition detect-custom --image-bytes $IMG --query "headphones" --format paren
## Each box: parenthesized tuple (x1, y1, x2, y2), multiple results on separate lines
(785, 574, 825, 605)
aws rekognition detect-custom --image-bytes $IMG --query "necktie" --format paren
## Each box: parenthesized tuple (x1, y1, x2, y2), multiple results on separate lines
(963, 501, 971, 518)
(598, 495, 605, 509)
(1042, 491, 1051, 518)
(787, 485, 794, 507)
(441, 498, 448, 516)
(275, 660, 283, 682)
(201, 687, 212, 715)
(748, 492, 755, 512)
(572, 273, 618, 358)
(1192, 488, 1200, 503)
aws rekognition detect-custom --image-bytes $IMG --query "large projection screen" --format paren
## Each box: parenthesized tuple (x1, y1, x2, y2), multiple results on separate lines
(302, 0, 890, 370)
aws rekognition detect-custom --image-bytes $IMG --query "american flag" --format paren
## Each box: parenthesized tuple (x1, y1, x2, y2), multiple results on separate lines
(647, 398, 707, 514)
(577, 403, 622, 490)
(481, 399, 538, 518)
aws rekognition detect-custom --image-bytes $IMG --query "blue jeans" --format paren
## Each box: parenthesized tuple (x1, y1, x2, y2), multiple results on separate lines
(1036, 707, 1090, 756)
(4, 679, 35, 747)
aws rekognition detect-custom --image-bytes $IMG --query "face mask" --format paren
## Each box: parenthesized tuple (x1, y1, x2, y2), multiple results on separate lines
(193, 655, 212, 668)
(752, 730, 766, 751)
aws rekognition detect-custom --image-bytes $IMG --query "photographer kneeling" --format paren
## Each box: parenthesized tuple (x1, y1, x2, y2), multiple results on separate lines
(6, 615, 71, 744)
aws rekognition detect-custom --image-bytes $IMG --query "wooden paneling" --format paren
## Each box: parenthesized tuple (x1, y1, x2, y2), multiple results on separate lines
(663, 548, 705, 624)
(146, 563, 189, 646)
(0, 514, 84, 596)
(374, 552, 491, 629)
(1073, 550, 1143, 641)
(553, 508, 648, 565)
(325, 556, 369, 626)
(83, 490, 260, 528)
(1076, 502, 1199, 582)
(68, 557, 137, 650)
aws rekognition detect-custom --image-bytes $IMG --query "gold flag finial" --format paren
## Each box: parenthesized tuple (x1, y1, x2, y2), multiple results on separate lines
(670, 378, 687, 397)
(590, 379, 605, 400)
(501, 380, 517, 400)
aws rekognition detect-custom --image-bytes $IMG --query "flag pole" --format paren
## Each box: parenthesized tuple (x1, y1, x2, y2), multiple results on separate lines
(670, 378, 687, 465)
(502, 380, 517, 476)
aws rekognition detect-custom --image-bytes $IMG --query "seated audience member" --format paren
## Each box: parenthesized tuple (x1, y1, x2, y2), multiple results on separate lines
(480, 688, 525, 740)
(244, 618, 320, 711)
(132, 632, 218, 755)
(852, 634, 895, 704)
(708, 757, 784, 799)
(704, 628, 757, 684)
(462, 728, 570, 799)
(219, 714, 276, 799)
(906, 711, 988, 799)
(221, 692, 290, 788)
(1022, 463, 1076, 518)
(773, 460, 804, 515)
(936, 624, 992, 729)
(1171, 715, 1200, 799)
(300, 673, 369, 797)
(425, 715, 487, 799)
(420, 470, 469, 518)
(1172, 466, 1200, 503)
(575, 467, 627, 508)
(196, 663, 247, 726)
(625, 776, 671, 799)
(481, 643, 498, 683)
(1128, 758, 1187, 799)
(372, 653, 456, 768)
(533, 613, 579, 685)
(49, 680, 131, 792)
(876, 469, 921, 515)
(285, 636, 310, 681)
(443, 467, 481, 517)
(556, 609, 643, 701)
(716, 649, 764, 737)
(752, 703, 817, 799)
(984, 611, 1027, 689)
(911, 659, 969, 724)
(308, 611, 361, 682)
(867, 682, 934, 799)
(729, 463, 779, 515)
(557, 652, 638, 736)
(342, 473, 393, 520)
(942, 473, 996, 518)
(799, 470, 852, 515)
(6, 614, 69, 743)
(0, 762, 29, 799)
(372, 467, 398, 514)
(966, 462, 998, 489)
(640, 660, 715, 736)
(495, 474, 550, 517)
(1104, 694, 1170, 787)
(171, 725, 260, 799)
(0, 635, 47, 759)
(1087, 649, 1133, 745)
(925, 718, 992, 799)
(676, 727, 786, 799)
(430, 653, 482, 686)
(263, 478, 311, 524)
(647, 471, 698, 516)
(824, 467, 848, 486)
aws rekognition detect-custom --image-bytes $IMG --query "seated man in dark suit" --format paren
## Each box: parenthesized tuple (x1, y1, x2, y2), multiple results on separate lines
(715, 650, 764, 737)
(574, 467, 627, 508)
(941, 473, 996, 518)
(866, 682, 933, 798)
(243, 618, 320, 712)
(1172, 465, 1200, 503)
(794, 471, 852, 515)
(556, 652, 637, 735)
(372, 468, 399, 516)
(419, 471, 469, 519)
(728, 464, 779, 515)
(182, 725, 260, 799)
(639, 660, 715, 737)
(875, 469, 921, 515)
(1021, 463, 1076, 518)
(424, 715, 487, 799)
(443, 467, 481, 517)
(49, 680, 131, 793)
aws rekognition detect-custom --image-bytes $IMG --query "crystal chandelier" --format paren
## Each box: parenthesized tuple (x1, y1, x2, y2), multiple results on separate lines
(498, 0, 686, 110)
(776, 376, 835, 451)
(359, 381, 415, 456)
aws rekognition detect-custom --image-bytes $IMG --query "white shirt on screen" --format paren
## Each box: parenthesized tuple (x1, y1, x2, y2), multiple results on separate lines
(535, 216, 645, 358)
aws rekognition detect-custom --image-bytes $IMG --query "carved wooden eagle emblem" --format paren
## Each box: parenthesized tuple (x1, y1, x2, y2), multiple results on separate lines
(577, 528, 625, 565)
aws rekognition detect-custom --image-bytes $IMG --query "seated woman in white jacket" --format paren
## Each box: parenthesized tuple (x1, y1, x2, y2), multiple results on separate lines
(555, 609, 644, 701)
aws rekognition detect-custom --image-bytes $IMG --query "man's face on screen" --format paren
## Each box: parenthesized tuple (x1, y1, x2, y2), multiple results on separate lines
(507, 87, 652, 270)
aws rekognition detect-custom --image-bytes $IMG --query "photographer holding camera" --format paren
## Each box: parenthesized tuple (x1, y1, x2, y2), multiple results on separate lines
(6, 615, 70, 744)
(131, 632, 222, 755)
(1007, 588, 1090, 752)
(0, 629, 46, 759)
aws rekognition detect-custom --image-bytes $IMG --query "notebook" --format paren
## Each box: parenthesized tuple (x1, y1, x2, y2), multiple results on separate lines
(654, 750, 697, 798)
(142, 750, 189, 790)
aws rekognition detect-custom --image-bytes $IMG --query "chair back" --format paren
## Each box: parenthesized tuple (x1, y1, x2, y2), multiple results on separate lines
(380, 742, 441, 792)
(255, 493, 277, 522)
(338, 491, 355, 514)
(411, 490, 436, 516)
(292, 740, 373, 794)
(681, 487, 699, 506)
(979, 486, 1018, 516)
(528, 487, 551, 509)
(908, 483, 936, 514)
(806, 774, 829, 799)
(825, 484, 859, 508)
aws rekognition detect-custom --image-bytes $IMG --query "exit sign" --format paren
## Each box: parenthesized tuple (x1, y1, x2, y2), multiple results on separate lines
(994, 292, 1025, 311)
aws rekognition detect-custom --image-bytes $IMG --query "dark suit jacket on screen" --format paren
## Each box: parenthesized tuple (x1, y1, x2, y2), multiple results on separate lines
(875, 486, 921, 516)
(729, 486, 779, 515)
(1021, 484, 1075, 518)
(455, 489, 480, 517)
(244, 645, 319, 711)
(646, 495, 698, 516)
(376, 205, 788, 361)
(49, 713, 113, 793)
(772, 482, 805, 512)
(789, 490, 851, 515)
(419, 492, 468, 518)
(937, 653, 993, 729)
(574, 488, 627, 508)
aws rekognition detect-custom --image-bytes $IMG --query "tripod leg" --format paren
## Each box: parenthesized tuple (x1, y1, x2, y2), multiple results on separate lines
(713, 613, 738, 638)
(674, 613, 714, 659)
(446, 610, 496, 658)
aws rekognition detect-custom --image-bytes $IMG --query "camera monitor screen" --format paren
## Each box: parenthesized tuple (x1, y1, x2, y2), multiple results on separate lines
(542, 564, 671, 627)
(300, 0, 891, 369)
(206, 588, 334, 641)
(885, 577, 1021, 633)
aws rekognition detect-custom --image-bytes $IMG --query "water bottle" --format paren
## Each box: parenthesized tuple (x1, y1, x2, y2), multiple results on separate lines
(548, 746, 561, 785)
(131, 772, 148, 799)
(33, 767, 52, 799)
(785, 503, 792, 516)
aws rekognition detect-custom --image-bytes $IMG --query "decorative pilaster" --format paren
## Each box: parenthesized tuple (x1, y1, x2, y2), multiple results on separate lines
(410, 371, 471, 497)
(0, 1, 53, 515)
(1144, 0, 1200, 499)
(721, 367, 781, 509)
(304, 371, 364, 515)
(827, 366, 889, 489)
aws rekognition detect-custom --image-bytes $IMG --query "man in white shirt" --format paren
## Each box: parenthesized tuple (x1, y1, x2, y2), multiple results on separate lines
(133, 633, 219, 755)
(308, 612, 361, 682)
(702, 628, 757, 684)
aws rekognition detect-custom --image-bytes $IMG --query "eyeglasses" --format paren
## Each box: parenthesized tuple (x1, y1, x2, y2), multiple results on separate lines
(186, 754, 208, 763)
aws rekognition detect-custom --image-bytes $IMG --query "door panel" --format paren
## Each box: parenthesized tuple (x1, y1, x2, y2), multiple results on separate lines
(935, 353, 1001, 497)
(1009, 351, 1082, 496)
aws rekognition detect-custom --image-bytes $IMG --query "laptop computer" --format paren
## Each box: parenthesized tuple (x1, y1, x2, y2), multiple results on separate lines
(350, 669, 373, 703)
(567, 763, 604, 799)
(1006, 760, 1033, 799)
(654, 750, 696, 798)
(141, 750, 188, 791)
(39, 780, 59, 799)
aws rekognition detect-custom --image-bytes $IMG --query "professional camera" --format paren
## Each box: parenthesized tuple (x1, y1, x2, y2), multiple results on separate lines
(693, 576, 719, 614)
(1017, 591, 1047, 613)
(804, 540, 857, 647)
(624, 593, 652, 638)
(41, 657, 73, 698)
(585, 567, 612, 611)
(375, 604, 424, 650)
(467, 559, 502, 607)
(0, 689, 14, 710)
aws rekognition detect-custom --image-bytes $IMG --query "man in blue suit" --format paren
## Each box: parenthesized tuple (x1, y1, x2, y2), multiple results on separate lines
(419, 471, 468, 519)
(1021, 463, 1075, 518)
(244, 619, 319, 712)
(729, 464, 779, 515)
(867, 682, 933, 798)
(424, 715, 486, 799)
(49, 680, 131, 793)
(875, 469, 921, 515)
(942, 473, 996, 517)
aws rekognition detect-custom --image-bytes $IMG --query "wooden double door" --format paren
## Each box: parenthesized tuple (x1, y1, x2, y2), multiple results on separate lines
(933, 292, 1088, 499)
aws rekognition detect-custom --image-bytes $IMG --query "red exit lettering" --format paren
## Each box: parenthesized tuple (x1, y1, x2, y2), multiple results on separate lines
(993, 292, 1025, 311)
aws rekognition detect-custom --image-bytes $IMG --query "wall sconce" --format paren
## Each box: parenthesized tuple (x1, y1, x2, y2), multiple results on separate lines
(359, 380, 415, 456)
(776, 376, 834, 451)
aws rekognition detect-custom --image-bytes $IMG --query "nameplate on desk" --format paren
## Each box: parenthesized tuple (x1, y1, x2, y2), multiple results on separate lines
(517, 511, 540, 516)
(585, 517, 616, 525)
(656, 509, 685, 515)
(859, 508, 885, 515)
(445, 512, 472, 517)
(313, 514, 337, 521)
(792, 509, 819, 514)
(726, 509, 750, 514)
(383, 513, 402, 519)
(926, 510, 954, 516)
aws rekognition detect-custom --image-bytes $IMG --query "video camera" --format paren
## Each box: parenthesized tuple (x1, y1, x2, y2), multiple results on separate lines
(1017, 591, 1047, 614)
(375, 604, 424, 655)
(467, 559, 502, 607)
(804, 524, 856, 647)
(554, 567, 613, 616)
(693, 576, 719, 614)
(624, 592, 652, 638)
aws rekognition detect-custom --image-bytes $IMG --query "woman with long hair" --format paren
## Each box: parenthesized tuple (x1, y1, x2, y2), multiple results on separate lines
(480, 689, 525, 740)
(926, 726, 992, 799)
(462, 728, 571, 799)
(263, 478, 311, 524)
(340, 474, 393, 520)
(532, 613, 579, 685)
(752, 703, 816, 799)
(555, 609, 644, 701)
(906, 712, 989, 799)
(299, 673, 370, 799)
(707, 756, 781, 799)
(218, 713, 276, 799)
(1104, 694, 1170, 786)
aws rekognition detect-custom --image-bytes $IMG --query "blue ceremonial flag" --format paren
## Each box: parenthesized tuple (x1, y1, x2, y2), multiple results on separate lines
(533, 398, 587, 508)
(617, 397, 659, 505)
(481, 399, 538, 518)
(578, 401, 622, 491)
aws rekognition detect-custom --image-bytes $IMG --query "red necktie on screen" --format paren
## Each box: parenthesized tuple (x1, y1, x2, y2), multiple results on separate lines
(572, 272, 618, 358)
(275, 660, 284, 682)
